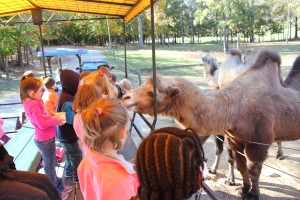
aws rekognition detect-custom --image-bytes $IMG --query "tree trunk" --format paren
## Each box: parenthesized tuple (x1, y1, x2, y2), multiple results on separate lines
(25, 44, 29, 65)
(5, 56, 9, 79)
(190, 12, 194, 44)
(237, 33, 240, 49)
(130, 23, 136, 44)
(285, 0, 290, 43)
(295, 16, 298, 38)
(138, 15, 144, 48)
(223, 26, 228, 53)
(179, 0, 184, 44)
(106, 17, 112, 49)
(17, 46, 23, 67)
(168, 26, 170, 46)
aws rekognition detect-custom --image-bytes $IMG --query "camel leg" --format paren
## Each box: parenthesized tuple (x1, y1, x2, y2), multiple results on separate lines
(209, 135, 223, 174)
(225, 148, 235, 186)
(233, 150, 251, 197)
(276, 142, 284, 160)
(243, 144, 269, 200)
(226, 137, 250, 195)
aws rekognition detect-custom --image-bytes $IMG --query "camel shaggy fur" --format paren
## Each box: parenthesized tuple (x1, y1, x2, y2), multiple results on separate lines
(284, 56, 300, 90)
(201, 49, 285, 186)
(122, 49, 300, 199)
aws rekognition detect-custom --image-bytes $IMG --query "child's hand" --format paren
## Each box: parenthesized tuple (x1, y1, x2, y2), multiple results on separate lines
(57, 118, 66, 126)
(53, 112, 66, 126)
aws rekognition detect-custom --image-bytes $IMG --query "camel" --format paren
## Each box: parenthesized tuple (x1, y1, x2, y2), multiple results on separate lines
(122, 49, 300, 199)
(283, 56, 300, 90)
(201, 49, 286, 186)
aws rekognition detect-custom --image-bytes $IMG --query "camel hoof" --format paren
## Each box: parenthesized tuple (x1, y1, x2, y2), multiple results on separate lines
(236, 187, 250, 197)
(208, 169, 217, 174)
(243, 193, 260, 200)
(276, 154, 285, 160)
(225, 180, 236, 186)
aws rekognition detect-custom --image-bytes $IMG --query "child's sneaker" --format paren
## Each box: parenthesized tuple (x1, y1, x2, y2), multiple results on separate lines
(63, 185, 73, 193)
(61, 191, 69, 200)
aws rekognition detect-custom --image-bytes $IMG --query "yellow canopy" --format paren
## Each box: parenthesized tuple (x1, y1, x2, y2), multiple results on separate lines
(0, 0, 153, 24)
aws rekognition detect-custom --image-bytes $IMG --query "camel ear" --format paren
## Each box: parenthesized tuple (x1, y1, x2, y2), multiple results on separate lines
(166, 87, 180, 97)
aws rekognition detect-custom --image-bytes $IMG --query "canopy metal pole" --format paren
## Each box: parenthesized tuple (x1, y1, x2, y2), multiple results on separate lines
(38, 24, 47, 77)
(150, 0, 157, 128)
(123, 21, 128, 78)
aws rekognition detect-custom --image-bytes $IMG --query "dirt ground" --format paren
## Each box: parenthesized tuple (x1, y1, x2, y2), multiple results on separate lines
(1, 46, 299, 200)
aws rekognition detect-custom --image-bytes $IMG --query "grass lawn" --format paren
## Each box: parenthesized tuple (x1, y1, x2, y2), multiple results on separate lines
(104, 41, 300, 76)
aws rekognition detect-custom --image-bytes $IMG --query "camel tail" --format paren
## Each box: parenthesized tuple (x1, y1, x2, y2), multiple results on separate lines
(251, 49, 281, 69)
(284, 56, 300, 83)
(229, 49, 242, 59)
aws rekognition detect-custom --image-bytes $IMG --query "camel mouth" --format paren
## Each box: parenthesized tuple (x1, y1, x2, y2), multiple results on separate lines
(123, 103, 136, 111)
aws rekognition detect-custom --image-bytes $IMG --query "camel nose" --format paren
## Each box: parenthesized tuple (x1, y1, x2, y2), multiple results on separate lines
(122, 94, 130, 101)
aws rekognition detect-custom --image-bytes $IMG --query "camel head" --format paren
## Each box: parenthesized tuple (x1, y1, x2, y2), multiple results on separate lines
(122, 76, 180, 115)
(201, 54, 218, 76)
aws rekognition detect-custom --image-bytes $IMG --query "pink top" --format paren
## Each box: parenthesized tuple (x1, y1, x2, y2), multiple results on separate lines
(78, 151, 139, 200)
(0, 119, 4, 137)
(23, 99, 60, 141)
(73, 113, 90, 153)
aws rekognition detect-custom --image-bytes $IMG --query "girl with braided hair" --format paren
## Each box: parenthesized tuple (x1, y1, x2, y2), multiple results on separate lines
(131, 127, 207, 200)
(78, 98, 139, 200)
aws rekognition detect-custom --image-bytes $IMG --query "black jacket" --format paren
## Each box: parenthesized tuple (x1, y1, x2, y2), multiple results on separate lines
(56, 69, 79, 143)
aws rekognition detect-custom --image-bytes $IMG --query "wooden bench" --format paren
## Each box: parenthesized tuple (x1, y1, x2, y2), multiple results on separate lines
(4, 121, 41, 172)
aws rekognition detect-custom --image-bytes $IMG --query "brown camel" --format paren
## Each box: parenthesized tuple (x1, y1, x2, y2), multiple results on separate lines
(122, 49, 300, 199)
(201, 49, 286, 186)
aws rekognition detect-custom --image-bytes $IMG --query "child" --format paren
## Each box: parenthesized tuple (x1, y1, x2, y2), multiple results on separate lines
(131, 127, 207, 200)
(72, 84, 102, 154)
(19, 77, 72, 200)
(120, 78, 132, 91)
(78, 98, 139, 200)
(0, 122, 61, 200)
(57, 69, 83, 183)
(42, 77, 58, 115)
(84, 71, 115, 99)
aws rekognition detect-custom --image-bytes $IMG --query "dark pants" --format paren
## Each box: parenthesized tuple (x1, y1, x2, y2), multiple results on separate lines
(62, 142, 82, 182)
(0, 170, 61, 200)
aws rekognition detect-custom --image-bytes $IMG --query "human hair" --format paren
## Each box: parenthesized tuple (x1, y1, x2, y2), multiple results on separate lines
(43, 77, 56, 89)
(82, 98, 129, 152)
(98, 66, 112, 79)
(20, 77, 42, 102)
(22, 70, 35, 78)
(97, 64, 110, 70)
(73, 84, 102, 112)
(120, 78, 132, 91)
(84, 71, 114, 99)
(79, 71, 90, 81)
(111, 74, 117, 83)
(135, 127, 206, 200)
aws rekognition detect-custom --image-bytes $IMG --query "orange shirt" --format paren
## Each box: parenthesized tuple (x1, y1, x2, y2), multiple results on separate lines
(78, 152, 139, 200)
(42, 88, 58, 115)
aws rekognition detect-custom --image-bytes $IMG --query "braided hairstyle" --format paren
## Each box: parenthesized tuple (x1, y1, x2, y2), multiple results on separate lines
(135, 127, 206, 200)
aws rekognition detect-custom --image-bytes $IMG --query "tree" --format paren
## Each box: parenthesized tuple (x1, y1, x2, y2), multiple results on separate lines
(0, 26, 18, 78)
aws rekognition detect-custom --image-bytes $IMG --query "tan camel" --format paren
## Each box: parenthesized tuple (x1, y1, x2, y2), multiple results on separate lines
(122, 49, 300, 199)
(201, 49, 286, 187)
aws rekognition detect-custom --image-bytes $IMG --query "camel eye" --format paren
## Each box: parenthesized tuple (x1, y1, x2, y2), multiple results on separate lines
(148, 91, 154, 97)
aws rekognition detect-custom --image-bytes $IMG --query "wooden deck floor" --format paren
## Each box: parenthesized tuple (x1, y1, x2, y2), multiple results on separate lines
(64, 179, 84, 200)
(38, 145, 84, 200)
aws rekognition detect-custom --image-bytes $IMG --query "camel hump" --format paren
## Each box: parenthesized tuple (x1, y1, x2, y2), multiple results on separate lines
(251, 49, 281, 69)
(229, 49, 242, 59)
(284, 56, 300, 81)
